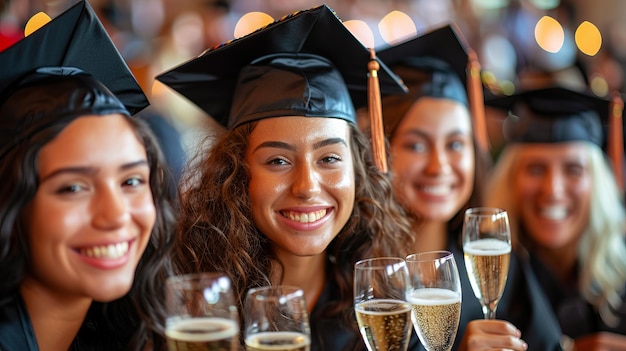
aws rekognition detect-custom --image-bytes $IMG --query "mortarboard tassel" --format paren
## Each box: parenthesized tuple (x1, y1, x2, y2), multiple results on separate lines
(467, 49, 489, 153)
(609, 91, 624, 192)
(368, 48, 388, 173)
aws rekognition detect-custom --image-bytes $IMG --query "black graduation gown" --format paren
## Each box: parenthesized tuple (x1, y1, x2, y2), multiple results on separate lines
(0, 296, 134, 351)
(530, 254, 626, 339)
(0, 294, 39, 351)
(449, 240, 564, 351)
(309, 280, 421, 351)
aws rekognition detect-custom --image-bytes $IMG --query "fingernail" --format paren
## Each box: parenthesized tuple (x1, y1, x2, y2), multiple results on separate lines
(516, 329, 522, 338)
(521, 339, 528, 350)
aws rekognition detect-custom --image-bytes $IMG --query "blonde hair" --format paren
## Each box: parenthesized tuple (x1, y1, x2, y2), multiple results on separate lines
(485, 143, 626, 326)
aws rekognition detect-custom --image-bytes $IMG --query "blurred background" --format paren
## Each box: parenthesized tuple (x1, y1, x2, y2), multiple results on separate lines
(1, 0, 624, 157)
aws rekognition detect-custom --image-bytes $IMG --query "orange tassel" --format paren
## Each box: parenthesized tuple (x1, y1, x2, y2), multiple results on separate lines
(609, 92, 624, 192)
(368, 48, 388, 173)
(466, 49, 489, 154)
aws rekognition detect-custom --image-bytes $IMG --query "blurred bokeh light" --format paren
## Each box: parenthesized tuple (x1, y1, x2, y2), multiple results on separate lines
(234, 11, 273, 38)
(535, 16, 564, 53)
(575, 21, 602, 56)
(378, 10, 416, 45)
(529, 0, 560, 10)
(344, 20, 375, 48)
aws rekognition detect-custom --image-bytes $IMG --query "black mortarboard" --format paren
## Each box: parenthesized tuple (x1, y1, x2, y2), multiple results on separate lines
(376, 24, 489, 151)
(155, 4, 406, 130)
(0, 0, 147, 113)
(378, 24, 468, 107)
(0, 0, 148, 160)
(487, 87, 610, 145)
(487, 86, 624, 188)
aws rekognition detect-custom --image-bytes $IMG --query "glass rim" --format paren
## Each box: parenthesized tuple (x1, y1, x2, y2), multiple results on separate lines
(464, 207, 507, 216)
(406, 250, 453, 262)
(247, 285, 304, 299)
(354, 256, 405, 269)
(166, 272, 230, 286)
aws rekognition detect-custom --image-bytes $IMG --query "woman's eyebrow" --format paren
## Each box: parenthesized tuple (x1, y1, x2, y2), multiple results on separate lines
(313, 137, 347, 149)
(253, 138, 347, 153)
(40, 159, 149, 182)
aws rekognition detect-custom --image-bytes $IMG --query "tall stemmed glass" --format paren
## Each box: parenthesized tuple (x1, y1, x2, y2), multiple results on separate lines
(406, 251, 462, 351)
(165, 273, 239, 351)
(354, 257, 412, 351)
(244, 286, 311, 351)
(462, 207, 512, 319)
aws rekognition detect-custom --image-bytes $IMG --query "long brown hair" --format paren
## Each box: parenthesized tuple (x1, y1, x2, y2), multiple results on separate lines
(0, 116, 176, 350)
(174, 121, 415, 339)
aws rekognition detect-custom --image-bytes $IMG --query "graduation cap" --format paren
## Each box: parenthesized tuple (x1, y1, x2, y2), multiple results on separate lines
(0, 0, 148, 160)
(156, 4, 408, 172)
(0, 0, 147, 113)
(375, 23, 489, 152)
(487, 86, 624, 190)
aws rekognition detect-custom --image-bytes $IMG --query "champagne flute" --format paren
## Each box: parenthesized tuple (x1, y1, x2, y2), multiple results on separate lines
(462, 207, 512, 319)
(244, 286, 311, 351)
(354, 257, 412, 351)
(406, 251, 462, 351)
(165, 272, 239, 351)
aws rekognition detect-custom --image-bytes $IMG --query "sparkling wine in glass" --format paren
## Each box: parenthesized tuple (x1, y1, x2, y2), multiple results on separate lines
(406, 251, 462, 351)
(462, 207, 512, 319)
(354, 257, 412, 351)
(165, 273, 239, 351)
(244, 286, 311, 351)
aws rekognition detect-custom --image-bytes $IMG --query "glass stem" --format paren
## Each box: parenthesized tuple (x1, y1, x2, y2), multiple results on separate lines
(482, 305, 497, 319)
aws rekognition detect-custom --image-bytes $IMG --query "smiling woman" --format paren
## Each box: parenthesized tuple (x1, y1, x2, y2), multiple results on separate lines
(246, 117, 356, 259)
(25, 115, 155, 300)
(0, 1, 176, 350)
(158, 5, 418, 351)
(485, 86, 626, 349)
(373, 23, 563, 351)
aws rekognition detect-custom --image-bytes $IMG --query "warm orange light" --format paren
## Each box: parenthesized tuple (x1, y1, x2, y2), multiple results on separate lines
(234, 12, 273, 39)
(575, 21, 602, 56)
(25, 12, 51, 37)
(378, 10, 416, 45)
(535, 16, 564, 53)
(344, 20, 375, 48)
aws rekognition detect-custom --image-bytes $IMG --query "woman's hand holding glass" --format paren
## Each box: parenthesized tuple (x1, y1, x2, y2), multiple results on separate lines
(244, 286, 311, 351)
(165, 273, 239, 351)
(354, 257, 413, 351)
(462, 207, 512, 320)
(406, 251, 462, 351)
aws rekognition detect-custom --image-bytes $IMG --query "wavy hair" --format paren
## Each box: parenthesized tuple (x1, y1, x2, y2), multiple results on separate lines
(0, 116, 176, 351)
(174, 121, 415, 344)
(484, 143, 626, 326)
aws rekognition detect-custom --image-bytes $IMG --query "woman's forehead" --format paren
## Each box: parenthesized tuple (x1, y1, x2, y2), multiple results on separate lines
(516, 142, 590, 162)
(251, 116, 351, 138)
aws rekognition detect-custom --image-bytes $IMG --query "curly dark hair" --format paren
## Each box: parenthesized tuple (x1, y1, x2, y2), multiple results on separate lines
(174, 121, 415, 347)
(0, 116, 176, 351)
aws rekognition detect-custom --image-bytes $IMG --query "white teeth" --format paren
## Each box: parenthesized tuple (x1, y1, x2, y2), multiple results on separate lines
(421, 184, 452, 196)
(541, 206, 568, 220)
(283, 209, 327, 223)
(80, 241, 129, 259)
